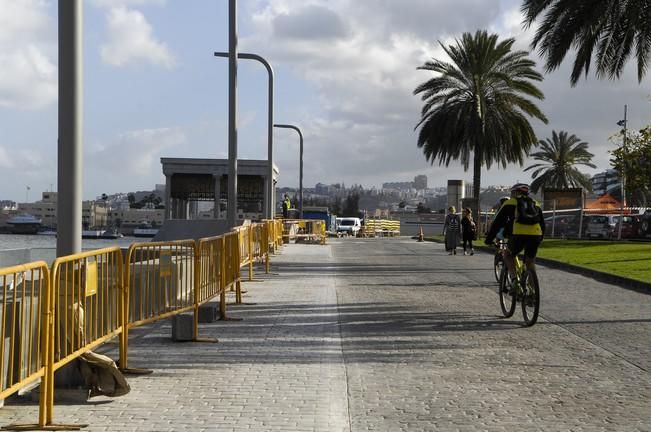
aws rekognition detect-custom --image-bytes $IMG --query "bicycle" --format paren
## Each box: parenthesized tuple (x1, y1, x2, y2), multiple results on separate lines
(493, 239, 507, 282)
(497, 252, 540, 326)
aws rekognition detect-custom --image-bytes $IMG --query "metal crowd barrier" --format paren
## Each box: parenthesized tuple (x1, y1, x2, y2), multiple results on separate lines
(0, 262, 50, 428)
(120, 240, 196, 371)
(282, 220, 327, 244)
(362, 219, 400, 237)
(46, 247, 124, 429)
(0, 219, 317, 429)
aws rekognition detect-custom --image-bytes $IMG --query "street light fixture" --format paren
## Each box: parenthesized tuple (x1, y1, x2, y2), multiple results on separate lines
(214, 51, 275, 219)
(273, 124, 303, 219)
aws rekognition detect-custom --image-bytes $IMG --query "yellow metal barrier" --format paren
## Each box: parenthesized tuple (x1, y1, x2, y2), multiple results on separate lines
(120, 240, 195, 370)
(46, 247, 123, 428)
(282, 219, 326, 244)
(223, 231, 242, 304)
(0, 262, 50, 427)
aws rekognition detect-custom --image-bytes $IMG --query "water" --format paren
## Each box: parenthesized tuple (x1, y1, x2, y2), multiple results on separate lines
(0, 234, 149, 266)
(0, 234, 139, 250)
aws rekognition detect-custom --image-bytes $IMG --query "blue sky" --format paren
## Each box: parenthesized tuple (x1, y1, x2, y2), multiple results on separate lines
(0, 0, 649, 202)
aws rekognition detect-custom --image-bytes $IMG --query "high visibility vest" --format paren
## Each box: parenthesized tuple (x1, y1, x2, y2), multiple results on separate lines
(503, 197, 543, 236)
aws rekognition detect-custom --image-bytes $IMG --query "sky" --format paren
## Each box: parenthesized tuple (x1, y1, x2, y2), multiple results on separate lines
(0, 0, 649, 202)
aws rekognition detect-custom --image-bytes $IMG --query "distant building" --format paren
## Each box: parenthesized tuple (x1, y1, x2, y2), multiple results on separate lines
(591, 169, 621, 196)
(413, 175, 427, 190)
(382, 181, 413, 191)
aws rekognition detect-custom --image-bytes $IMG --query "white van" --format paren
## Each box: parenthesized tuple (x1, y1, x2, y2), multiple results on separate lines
(336, 217, 361, 237)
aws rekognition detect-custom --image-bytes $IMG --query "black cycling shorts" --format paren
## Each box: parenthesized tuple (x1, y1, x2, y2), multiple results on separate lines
(508, 235, 543, 259)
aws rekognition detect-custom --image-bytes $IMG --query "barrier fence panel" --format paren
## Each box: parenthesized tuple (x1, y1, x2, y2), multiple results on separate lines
(282, 220, 326, 244)
(235, 226, 253, 282)
(120, 240, 195, 370)
(47, 247, 123, 427)
(0, 262, 50, 426)
(224, 232, 242, 305)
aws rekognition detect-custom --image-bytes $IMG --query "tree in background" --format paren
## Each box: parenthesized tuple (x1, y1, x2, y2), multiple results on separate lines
(522, 0, 651, 85)
(342, 193, 360, 217)
(611, 125, 651, 206)
(414, 30, 547, 224)
(524, 130, 596, 194)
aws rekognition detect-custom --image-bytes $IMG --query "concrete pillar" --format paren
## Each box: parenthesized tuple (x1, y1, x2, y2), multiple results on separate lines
(164, 174, 171, 221)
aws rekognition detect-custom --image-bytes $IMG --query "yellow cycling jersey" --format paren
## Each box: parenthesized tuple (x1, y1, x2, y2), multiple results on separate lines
(502, 197, 543, 236)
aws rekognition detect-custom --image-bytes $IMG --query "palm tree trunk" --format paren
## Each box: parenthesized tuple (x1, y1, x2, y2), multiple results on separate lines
(472, 148, 482, 236)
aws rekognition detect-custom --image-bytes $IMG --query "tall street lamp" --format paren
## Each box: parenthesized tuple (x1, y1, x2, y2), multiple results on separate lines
(58, 0, 83, 257)
(214, 52, 275, 219)
(226, 0, 238, 229)
(273, 124, 303, 218)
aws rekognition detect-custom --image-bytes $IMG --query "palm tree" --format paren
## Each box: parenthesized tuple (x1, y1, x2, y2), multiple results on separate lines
(414, 30, 548, 221)
(522, 0, 651, 85)
(524, 130, 596, 194)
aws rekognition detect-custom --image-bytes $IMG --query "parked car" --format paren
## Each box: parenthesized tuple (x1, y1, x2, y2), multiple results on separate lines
(544, 214, 583, 238)
(612, 215, 644, 239)
(585, 214, 617, 239)
(638, 210, 651, 238)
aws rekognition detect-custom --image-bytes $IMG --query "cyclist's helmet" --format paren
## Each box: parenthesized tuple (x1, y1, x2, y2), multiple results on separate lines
(510, 183, 530, 194)
(498, 196, 509, 206)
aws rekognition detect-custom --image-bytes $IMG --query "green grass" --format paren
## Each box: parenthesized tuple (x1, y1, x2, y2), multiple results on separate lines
(423, 235, 651, 284)
(537, 240, 651, 284)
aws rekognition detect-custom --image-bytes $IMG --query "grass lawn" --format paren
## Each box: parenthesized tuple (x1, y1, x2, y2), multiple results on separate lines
(537, 240, 651, 284)
(423, 235, 651, 284)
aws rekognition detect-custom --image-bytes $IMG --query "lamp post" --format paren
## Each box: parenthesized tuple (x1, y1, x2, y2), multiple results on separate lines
(214, 52, 274, 219)
(226, 0, 238, 229)
(57, 0, 83, 256)
(273, 124, 303, 218)
(616, 105, 628, 241)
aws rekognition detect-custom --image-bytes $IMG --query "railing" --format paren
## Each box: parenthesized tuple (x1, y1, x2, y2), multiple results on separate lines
(0, 220, 300, 429)
(46, 247, 124, 427)
(361, 219, 401, 237)
(282, 219, 327, 244)
(0, 262, 50, 427)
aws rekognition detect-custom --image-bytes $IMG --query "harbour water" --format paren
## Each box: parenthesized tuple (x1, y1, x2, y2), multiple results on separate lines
(0, 233, 147, 266)
(0, 233, 138, 250)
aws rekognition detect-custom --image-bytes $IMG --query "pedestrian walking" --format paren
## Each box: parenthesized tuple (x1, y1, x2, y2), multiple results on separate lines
(443, 206, 460, 255)
(461, 207, 476, 255)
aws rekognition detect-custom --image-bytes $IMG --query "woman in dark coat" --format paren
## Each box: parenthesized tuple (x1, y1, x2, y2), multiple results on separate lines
(461, 207, 476, 255)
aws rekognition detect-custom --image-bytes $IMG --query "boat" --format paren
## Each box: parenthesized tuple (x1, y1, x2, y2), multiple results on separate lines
(7, 214, 42, 234)
(100, 227, 124, 239)
(82, 230, 103, 239)
(133, 222, 158, 238)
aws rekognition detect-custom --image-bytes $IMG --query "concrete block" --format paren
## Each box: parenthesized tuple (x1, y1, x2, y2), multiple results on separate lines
(171, 313, 194, 341)
(198, 302, 219, 323)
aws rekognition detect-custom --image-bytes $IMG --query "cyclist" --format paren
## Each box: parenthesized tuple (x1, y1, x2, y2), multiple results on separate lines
(485, 183, 545, 284)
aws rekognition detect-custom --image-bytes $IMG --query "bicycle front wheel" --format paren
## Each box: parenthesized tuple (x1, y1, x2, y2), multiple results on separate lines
(493, 252, 504, 283)
(521, 269, 540, 326)
(499, 267, 516, 318)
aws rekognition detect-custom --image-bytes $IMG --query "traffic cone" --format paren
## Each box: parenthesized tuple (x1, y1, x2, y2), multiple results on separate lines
(417, 225, 424, 242)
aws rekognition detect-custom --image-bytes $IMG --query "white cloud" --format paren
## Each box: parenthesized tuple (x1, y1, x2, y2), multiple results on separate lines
(0, 0, 56, 110)
(244, 0, 651, 189)
(100, 6, 175, 68)
(92, 127, 185, 174)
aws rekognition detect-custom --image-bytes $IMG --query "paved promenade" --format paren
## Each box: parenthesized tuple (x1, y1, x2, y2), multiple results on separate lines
(1, 238, 650, 431)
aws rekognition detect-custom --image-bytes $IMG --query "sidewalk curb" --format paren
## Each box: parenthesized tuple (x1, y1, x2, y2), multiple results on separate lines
(423, 237, 651, 295)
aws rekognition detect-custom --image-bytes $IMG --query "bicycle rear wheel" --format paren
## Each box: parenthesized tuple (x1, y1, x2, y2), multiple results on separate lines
(493, 252, 504, 283)
(521, 269, 540, 326)
(499, 267, 516, 317)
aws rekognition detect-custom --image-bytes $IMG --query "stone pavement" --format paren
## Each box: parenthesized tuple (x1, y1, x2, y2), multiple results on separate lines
(0, 238, 650, 431)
